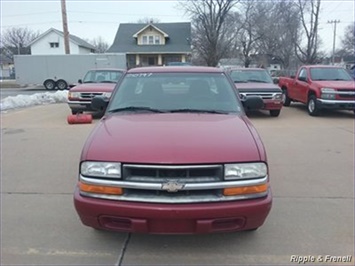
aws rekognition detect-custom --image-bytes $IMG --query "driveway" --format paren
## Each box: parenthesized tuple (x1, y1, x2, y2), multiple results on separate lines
(1, 103, 354, 265)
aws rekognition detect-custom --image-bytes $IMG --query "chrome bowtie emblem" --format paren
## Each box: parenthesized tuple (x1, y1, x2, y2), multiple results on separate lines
(161, 181, 185, 193)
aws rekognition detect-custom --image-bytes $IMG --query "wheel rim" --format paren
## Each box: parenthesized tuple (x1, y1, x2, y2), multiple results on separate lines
(308, 99, 315, 112)
(46, 82, 54, 90)
(58, 82, 66, 90)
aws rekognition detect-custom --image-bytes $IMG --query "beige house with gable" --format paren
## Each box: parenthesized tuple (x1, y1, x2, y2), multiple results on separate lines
(107, 22, 191, 69)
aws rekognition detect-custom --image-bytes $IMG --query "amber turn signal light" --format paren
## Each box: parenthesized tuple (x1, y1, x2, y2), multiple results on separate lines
(79, 182, 123, 195)
(223, 184, 268, 196)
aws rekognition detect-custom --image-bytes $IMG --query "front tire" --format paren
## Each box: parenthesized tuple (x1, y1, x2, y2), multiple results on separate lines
(269, 109, 281, 117)
(307, 95, 321, 116)
(71, 109, 80, 115)
(282, 88, 291, 106)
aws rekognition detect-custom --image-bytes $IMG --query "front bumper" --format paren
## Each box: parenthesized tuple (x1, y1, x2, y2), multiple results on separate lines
(263, 99, 283, 110)
(74, 187, 272, 234)
(68, 100, 93, 111)
(317, 99, 355, 110)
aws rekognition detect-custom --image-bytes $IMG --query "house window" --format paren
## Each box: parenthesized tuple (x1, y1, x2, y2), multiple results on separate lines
(141, 35, 161, 45)
(148, 36, 154, 44)
(49, 42, 59, 48)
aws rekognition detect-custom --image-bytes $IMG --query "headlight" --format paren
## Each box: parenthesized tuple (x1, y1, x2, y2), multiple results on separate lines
(81, 161, 121, 178)
(68, 92, 80, 99)
(102, 92, 112, 98)
(273, 93, 283, 100)
(224, 163, 267, 180)
(321, 88, 336, 99)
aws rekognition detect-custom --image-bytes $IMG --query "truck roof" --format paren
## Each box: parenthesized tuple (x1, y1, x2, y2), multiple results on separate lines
(302, 65, 345, 69)
(87, 68, 126, 71)
(128, 66, 224, 73)
(228, 67, 267, 71)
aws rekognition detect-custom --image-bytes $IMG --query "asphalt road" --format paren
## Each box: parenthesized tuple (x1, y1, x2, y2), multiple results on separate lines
(1, 103, 354, 265)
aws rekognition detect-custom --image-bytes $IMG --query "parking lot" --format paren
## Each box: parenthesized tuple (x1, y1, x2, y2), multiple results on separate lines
(1, 103, 354, 265)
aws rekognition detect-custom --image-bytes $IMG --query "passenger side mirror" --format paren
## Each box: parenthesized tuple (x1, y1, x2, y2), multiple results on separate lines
(91, 96, 109, 111)
(242, 96, 264, 111)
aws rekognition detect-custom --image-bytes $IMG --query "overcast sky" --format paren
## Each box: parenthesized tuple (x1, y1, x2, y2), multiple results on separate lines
(1, 0, 354, 54)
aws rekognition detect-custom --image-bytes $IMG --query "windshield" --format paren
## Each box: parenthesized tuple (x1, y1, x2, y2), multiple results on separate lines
(310, 68, 353, 81)
(107, 72, 242, 114)
(83, 70, 123, 83)
(230, 69, 274, 83)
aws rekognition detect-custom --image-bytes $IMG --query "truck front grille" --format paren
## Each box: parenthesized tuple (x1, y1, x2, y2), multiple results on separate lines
(337, 90, 355, 99)
(123, 164, 222, 183)
(239, 92, 278, 100)
(80, 92, 103, 100)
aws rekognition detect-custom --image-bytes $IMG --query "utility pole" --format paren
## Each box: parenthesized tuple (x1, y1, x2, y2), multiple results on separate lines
(61, 0, 70, 54)
(327, 20, 340, 65)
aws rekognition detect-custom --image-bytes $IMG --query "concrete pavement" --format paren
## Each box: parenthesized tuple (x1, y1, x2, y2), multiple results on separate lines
(1, 103, 354, 265)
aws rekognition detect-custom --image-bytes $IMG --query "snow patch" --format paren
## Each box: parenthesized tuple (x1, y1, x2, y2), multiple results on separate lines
(0, 90, 69, 112)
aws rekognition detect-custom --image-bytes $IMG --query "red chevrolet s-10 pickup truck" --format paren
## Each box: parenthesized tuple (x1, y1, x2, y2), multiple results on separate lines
(278, 65, 355, 116)
(74, 66, 272, 234)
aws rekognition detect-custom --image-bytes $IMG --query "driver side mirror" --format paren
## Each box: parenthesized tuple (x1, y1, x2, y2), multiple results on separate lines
(78, 79, 83, 84)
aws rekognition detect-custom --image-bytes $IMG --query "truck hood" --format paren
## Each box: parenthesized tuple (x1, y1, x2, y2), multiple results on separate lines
(235, 83, 281, 92)
(70, 83, 115, 93)
(312, 80, 355, 89)
(83, 113, 262, 164)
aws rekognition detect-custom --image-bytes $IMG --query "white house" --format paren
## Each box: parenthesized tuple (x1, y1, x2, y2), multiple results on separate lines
(28, 28, 96, 55)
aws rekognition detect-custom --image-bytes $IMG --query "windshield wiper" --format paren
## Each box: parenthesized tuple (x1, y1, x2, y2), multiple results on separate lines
(100, 80, 116, 83)
(167, 108, 230, 114)
(108, 106, 166, 113)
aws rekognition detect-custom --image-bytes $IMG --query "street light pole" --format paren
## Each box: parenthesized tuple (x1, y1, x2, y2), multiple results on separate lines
(327, 20, 340, 65)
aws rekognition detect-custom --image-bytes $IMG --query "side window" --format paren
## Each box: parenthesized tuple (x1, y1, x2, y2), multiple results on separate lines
(298, 68, 307, 81)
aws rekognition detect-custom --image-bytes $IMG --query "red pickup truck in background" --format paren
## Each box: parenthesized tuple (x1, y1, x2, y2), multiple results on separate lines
(278, 65, 355, 116)
(228, 68, 283, 117)
(67, 68, 125, 115)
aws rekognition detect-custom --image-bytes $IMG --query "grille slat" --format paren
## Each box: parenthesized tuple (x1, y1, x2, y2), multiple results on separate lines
(123, 164, 223, 184)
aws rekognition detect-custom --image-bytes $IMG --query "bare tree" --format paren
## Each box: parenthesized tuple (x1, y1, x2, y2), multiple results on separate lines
(254, 0, 300, 69)
(87, 37, 109, 53)
(235, 0, 271, 67)
(182, 0, 239, 66)
(1, 27, 40, 60)
(340, 22, 355, 55)
(293, 0, 322, 64)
